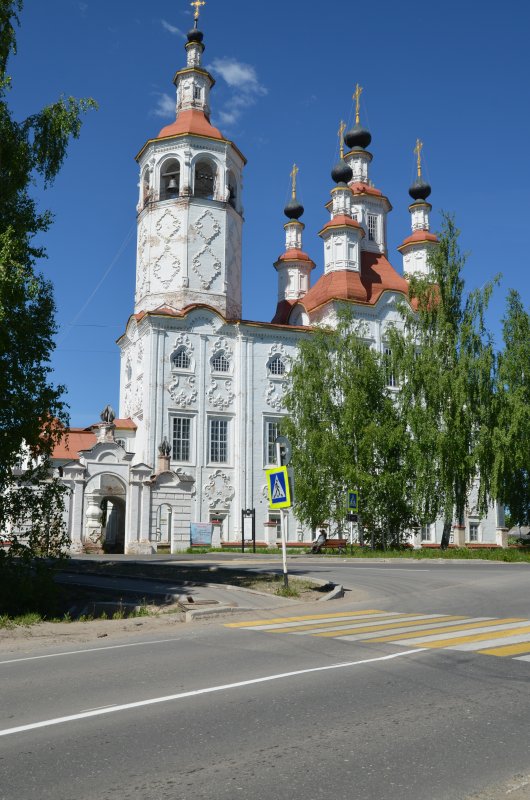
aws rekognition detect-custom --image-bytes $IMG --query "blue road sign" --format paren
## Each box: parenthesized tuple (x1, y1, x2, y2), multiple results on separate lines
(348, 491, 359, 512)
(266, 466, 292, 509)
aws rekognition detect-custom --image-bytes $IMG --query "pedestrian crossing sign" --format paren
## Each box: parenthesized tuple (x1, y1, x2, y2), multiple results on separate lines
(348, 491, 359, 512)
(266, 466, 291, 509)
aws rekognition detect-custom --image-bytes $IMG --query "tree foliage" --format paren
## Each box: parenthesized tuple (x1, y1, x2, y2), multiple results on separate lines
(491, 290, 530, 525)
(283, 311, 414, 545)
(0, 0, 96, 565)
(388, 214, 498, 547)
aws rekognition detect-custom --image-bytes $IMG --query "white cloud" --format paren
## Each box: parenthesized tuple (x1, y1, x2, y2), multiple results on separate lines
(209, 58, 267, 129)
(152, 92, 175, 119)
(78, 2, 88, 13)
(210, 58, 266, 95)
(161, 19, 186, 39)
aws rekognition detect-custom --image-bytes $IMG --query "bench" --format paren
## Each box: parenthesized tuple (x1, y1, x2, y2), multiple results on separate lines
(314, 538, 349, 554)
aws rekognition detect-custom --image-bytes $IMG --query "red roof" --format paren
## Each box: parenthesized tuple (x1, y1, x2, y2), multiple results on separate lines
(350, 182, 383, 197)
(51, 419, 136, 460)
(158, 109, 223, 141)
(275, 249, 315, 264)
(319, 215, 364, 236)
(295, 251, 409, 314)
(398, 230, 438, 249)
(272, 299, 298, 324)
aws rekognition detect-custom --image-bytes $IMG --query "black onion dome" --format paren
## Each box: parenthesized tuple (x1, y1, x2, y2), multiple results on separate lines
(344, 123, 372, 150)
(331, 158, 353, 185)
(408, 177, 432, 201)
(187, 27, 204, 43)
(284, 197, 304, 220)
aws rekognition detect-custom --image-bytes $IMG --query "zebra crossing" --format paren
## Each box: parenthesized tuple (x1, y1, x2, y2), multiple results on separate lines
(225, 609, 530, 662)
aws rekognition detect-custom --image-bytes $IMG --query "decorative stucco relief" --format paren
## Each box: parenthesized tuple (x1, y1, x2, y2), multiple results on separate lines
(192, 209, 222, 289)
(152, 209, 181, 289)
(265, 381, 287, 411)
(211, 336, 233, 359)
(168, 376, 197, 408)
(203, 470, 235, 508)
(207, 379, 235, 410)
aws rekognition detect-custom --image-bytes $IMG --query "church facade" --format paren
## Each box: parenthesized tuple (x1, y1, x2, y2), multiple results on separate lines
(52, 14, 505, 553)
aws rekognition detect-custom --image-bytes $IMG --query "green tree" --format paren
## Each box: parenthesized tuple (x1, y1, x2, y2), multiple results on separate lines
(388, 214, 497, 548)
(282, 311, 414, 546)
(491, 290, 530, 525)
(0, 0, 96, 572)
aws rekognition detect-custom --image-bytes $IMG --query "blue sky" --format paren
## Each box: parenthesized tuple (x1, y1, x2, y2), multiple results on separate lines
(7, 0, 530, 427)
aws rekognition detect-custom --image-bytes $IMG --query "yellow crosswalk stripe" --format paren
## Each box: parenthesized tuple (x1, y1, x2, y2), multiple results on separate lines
(480, 641, 530, 657)
(368, 618, 524, 643)
(312, 616, 465, 638)
(396, 624, 530, 649)
(224, 609, 385, 628)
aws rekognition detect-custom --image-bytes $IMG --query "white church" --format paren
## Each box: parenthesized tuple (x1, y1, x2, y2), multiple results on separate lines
(51, 8, 505, 553)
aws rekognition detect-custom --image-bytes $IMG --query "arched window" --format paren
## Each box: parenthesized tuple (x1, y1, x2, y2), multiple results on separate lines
(194, 160, 215, 200)
(212, 353, 230, 373)
(172, 348, 191, 370)
(268, 355, 285, 376)
(160, 159, 180, 200)
(141, 169, 150, 207)
(227, 170, 237, 210)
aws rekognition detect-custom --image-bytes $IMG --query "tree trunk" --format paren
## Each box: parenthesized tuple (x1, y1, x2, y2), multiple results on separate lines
(440, 518, 452, 550)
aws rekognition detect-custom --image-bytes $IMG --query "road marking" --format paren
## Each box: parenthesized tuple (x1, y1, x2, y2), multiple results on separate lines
(225, 609, 388, 628)
(229, 611, 530, 664)
(0, 649, 427, 738)
(80, 704, 118, 713)
(308, 615, 465, 637)
(387, 621, 530, 647)
(336, 618, 494, 642)
(239, 612, 409, 632)
(0, 638, 179, 666)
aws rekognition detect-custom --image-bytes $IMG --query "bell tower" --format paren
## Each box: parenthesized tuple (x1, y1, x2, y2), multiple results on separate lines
(134, 1, 246, 319)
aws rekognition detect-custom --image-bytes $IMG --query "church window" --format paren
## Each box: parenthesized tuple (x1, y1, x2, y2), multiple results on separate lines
(172, 349, 191, 370)
(268, 513, 281, 538)
(194, 160, 215, 200)
(141, 169, 150, 206)
(126, 360, 132, 382)
(209, 418, 228, 463)
(172, 417, 191, 462)
(268, 355, 285, 376)
(265, 419, 282, 465)
(384, 347, 398, 388)
(212, 353, 230, 373)
(227, 170, 237, 210)
(193, 85, 202, 101)
(420, 525, 433, 542)
(469, 521, 480, 542)
(160, 159, 180, 200)
(368, 213, 378, 242)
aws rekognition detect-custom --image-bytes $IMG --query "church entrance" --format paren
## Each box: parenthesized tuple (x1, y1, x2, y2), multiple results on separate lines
(84, 473, 127, 554)
(101, 496, 126, 553)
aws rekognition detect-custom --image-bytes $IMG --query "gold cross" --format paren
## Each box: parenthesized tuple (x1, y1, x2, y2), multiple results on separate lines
(290, 163, 299, 198)
(353, 84, 363, 125)
(414, 138, 423, 177)
(338, 120, 346, 159)
(191, 0, 206, 20)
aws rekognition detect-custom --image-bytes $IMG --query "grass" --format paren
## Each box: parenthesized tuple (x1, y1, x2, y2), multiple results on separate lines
(0, 612, 43, 629)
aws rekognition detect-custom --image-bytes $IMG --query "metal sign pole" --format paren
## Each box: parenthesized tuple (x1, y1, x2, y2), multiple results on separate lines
(252, 509, 256, 554)
(276, 441, 289, 588)
(241, 509, 244, 554)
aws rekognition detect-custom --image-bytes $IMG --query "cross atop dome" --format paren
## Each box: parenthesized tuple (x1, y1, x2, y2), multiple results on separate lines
(353, 84, 363, 125)
(414, 138, 424, 178)
(191, 0, 206, 23)
(290, 163, 299, 199)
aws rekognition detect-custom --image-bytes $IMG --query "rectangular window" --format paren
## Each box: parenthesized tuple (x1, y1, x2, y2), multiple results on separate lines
(265, 419, 282, 465)
(209, 418, 228, 463)
(368, 213, 378, 242)
(172, 417, 191, 462)
(194, 86, 202, 101)
(420, 525, 432, 542)
(269, 513, 281, 539)
(469, 522, 479, 542)
(384, 347, 398, 388)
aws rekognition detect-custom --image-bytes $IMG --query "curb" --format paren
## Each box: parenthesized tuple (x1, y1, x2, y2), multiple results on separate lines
(319, 584, 344, 601)
(185, 606, 252, 622)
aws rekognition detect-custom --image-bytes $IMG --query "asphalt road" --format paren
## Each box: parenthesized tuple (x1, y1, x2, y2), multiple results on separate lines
(2, 557, 530, 800)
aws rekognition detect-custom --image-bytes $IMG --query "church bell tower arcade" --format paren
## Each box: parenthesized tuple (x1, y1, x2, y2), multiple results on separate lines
(134, 7, 246, 320)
